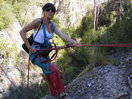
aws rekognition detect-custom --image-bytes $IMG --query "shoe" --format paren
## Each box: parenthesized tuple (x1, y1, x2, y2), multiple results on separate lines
(60, 93, 68, 99)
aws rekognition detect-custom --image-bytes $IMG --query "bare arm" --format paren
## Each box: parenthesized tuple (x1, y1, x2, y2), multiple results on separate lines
(54, 23, 81, 46)
(19, 18, 41, 53)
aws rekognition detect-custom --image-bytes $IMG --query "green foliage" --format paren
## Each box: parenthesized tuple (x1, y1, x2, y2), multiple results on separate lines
(1, 0, 131, 98)
(0, 0, 31, 30)
(62, 65, 83, 84)
(74, 13, 93, 38)
(108, 18, 132, 44)
(33, 82, 49, 99)
(70, 48, 90, 67)
(56, 0, 132, 86)
(56, 52, 84, 84)
(30, 0, 132, 97)
(110, 57, 120, 66)
(1, 0, 35, 27)
(0, 1, 15, 30)
(0, 36, 18, 65)
(89, 47, 110, 66)
(3, 0, 30, 4)
(98, 14, 111, 27)
(13, 2, 25, 26)
(62, 26, 76, 36)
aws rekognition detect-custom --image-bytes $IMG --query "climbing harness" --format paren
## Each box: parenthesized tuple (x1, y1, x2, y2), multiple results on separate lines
(26, 20, 56, 99)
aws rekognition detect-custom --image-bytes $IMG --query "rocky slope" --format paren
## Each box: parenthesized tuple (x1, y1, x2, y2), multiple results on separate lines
(42, 49, 132, 99)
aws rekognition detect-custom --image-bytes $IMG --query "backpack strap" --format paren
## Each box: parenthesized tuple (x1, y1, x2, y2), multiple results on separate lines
(50, 22, 54, 32)
(41, 21, 54, 42)
(41, 22, 54, 47)
(42, 23, 47, 41)
(33, 18, 43, 40)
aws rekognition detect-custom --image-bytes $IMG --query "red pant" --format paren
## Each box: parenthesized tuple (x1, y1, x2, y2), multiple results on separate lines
(46, 63, 64, 96)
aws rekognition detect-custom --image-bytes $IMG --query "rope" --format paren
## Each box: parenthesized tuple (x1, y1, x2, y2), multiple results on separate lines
(26, 43, 132, 98)
(26, 56, 30, 99)
(37, 44, 132, 51)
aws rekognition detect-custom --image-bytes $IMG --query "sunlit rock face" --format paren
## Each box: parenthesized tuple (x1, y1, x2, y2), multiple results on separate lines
(54, 0, 88, 28)
(0, 0, 92, 98)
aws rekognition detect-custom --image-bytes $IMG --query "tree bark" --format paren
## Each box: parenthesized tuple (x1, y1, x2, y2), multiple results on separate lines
(94, 0, 97, 30)
(93, 0, 101, 30)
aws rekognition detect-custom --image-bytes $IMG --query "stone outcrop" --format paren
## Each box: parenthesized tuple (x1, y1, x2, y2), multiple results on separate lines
(54, 0, 88, 28)
(42, 49, 132, 99)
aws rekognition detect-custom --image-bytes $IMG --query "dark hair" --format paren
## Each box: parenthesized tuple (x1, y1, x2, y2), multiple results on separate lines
(42, 3, 56, 12)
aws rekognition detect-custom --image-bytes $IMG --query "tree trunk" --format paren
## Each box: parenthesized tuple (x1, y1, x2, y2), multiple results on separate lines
(93, 0, 101, 30)
(116, 0, 124, 23)
(94, 0, 97, 30)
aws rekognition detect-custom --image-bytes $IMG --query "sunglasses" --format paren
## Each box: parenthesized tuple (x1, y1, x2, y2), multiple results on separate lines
(45, 7, 56, 13)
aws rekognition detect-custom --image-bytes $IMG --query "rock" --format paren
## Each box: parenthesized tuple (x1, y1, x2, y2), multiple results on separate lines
(115, 92, 130, 99)
(42, 49, 132, 99)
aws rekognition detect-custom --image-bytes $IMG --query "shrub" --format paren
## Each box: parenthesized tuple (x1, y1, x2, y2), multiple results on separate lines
(0, 1, 14, 30)
(13, 2, 26, 26)
(0, 35, 18, 65)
